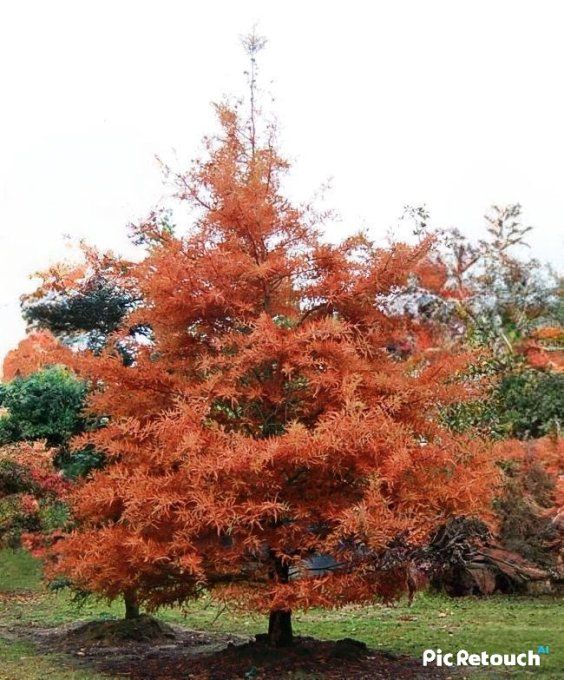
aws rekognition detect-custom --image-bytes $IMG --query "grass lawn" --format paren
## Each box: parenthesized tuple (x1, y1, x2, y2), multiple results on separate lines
(0, 549, 561, 679)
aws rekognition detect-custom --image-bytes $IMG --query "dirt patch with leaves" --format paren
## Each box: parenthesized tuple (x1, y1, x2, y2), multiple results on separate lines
(0, 589, 41, 606)
(2, 617, 456, 679)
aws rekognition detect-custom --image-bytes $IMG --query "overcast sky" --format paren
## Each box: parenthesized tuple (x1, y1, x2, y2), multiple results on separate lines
(1, 1, 563, 362)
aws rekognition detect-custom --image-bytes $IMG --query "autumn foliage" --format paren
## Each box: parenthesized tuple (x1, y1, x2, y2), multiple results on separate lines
(7, 102, 502, 642)
(0, 441, 67, 550)
(3, 332, 62, 381)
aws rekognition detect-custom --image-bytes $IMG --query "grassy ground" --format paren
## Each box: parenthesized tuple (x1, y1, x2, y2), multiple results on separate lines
(0, 549, 561, 679)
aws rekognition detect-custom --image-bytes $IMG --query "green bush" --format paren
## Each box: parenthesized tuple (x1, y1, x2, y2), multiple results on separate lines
(443, 367, 563, 440)
(0, 367, 87, 447)
(498, 370, 563, 438)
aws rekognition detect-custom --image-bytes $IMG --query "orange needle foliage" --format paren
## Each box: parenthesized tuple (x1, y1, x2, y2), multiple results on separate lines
(3, 332, 61, 381)
(17, 104, 500, 639)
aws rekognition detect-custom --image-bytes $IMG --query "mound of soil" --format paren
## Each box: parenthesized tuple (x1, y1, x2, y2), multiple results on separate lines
(160, 635, 449, 680)
(64, 614, 176, 645)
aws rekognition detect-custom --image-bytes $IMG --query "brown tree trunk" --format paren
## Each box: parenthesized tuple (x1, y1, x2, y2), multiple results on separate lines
(124, 592, 140, 619)
(266, 554, 294, 646)
(268, 609, 293, 647)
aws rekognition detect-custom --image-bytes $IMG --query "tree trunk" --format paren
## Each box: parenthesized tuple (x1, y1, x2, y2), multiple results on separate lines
(266, 554, 293, 646)
(268, 609, 293, 647)
(124, 592, 140, 619)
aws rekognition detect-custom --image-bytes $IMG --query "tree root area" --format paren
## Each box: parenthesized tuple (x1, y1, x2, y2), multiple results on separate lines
(5, 618, 455, 679)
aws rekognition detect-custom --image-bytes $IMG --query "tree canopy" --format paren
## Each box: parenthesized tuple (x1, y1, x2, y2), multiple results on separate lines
(8, 99, 499, 645)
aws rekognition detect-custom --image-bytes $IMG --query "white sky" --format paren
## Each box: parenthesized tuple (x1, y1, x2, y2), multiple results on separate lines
(1, 0, 563, 362)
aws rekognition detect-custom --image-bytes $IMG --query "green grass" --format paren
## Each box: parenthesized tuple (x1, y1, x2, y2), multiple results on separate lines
(0, 638, 103, 680)
(0, 548, 42, 591)
(0, 549, 562, 679)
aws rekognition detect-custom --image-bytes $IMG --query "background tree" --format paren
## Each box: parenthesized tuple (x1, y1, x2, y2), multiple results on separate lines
(403, 202, 563, 442)
(405, 204, 563, 582)
(20, 245, 143, 359)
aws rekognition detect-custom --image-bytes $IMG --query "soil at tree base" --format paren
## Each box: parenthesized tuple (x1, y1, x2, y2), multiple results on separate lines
(4, 618, 455, 679)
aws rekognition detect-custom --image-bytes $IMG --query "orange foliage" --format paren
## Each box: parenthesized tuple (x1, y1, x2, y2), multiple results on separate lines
(37, 104, 500, 617)
(2, 332, 62, 381)
(533, 326, 564, 342)
(519, 326, 564, 373)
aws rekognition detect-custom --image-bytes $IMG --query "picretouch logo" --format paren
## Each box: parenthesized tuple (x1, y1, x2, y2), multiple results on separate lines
(422, 647, 549, 668)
